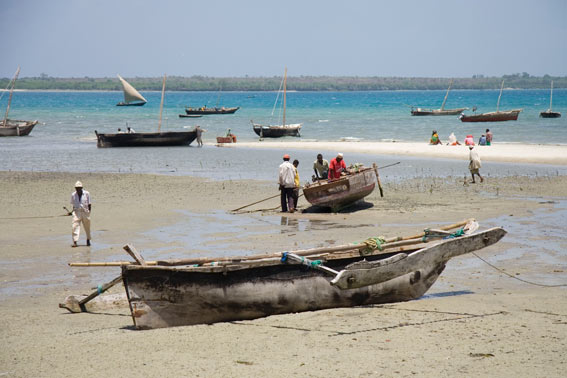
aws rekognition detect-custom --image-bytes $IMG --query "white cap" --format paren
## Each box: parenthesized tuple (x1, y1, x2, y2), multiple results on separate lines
(337, 153, 343, 158)
(75, 181, 83, 188)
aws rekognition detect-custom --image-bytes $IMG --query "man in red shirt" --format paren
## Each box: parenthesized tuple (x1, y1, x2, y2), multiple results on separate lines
(328, 153, 346, 180)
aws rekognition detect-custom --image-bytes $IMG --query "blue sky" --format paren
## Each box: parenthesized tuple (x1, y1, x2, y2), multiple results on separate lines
(1, 0, 566, 78)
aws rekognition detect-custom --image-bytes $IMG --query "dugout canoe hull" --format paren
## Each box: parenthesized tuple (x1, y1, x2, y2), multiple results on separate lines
(121, 227, 506, 329)
(95, 130, 197, 147)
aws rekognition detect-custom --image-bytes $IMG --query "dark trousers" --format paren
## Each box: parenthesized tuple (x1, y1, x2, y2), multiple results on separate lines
(280, 187, 294, 212)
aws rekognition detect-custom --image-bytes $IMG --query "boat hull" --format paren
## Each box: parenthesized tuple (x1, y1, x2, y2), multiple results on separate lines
(185, 107, 239, 115)
(252, 124, 301, 138)
(411, 108, 467, 116)
(95, 131, 197, 147)
(0, 120, 38, 137)
(540, 111, 561, 118)
(303, 168, 376, 211)
(460, 110, 522, 122)
(116, 102, 146, 106)
(121, 228, 506, 329)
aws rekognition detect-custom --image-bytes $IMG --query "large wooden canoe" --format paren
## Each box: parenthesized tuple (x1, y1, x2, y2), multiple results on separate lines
(459, 109, 522, 122)
(302, 167, 376, 211)
(252, 123, 301, 138)
(95, 130, 197, 147)
(411, 107, 467, 116)
(185, 106, 239, 115)
(0, 119, 38, 137)
(121, 227, 506, 329)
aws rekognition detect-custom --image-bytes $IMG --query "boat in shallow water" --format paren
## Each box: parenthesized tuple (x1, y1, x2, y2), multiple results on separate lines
(116, 75, 147, 106)
(1, 67, 38, 137)
(411, 79, 468, 116)
(118, 222, 506, 329)
(540, 81, 561, 118)
(460, 80, 522, 122)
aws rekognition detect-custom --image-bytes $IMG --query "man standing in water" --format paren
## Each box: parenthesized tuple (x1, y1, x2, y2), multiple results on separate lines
(278, 154, 296, 213)
(195, 125, 206, 147)
(468, 146, 484, 183)
(70, 181, 92, 247)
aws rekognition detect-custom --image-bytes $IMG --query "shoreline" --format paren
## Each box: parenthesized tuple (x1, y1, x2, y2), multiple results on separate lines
(231, 140, 567, 165)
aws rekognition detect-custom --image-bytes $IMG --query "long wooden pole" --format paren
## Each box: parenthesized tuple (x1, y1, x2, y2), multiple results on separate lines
(3, 67, 20, 126)
(550, 80, 554, 111)
(440, 79, 453, 111)
(282, 67, 287, 127)
(496, 79, 504, 112)
(231, 193, 281, 212)
(69, 219, 473, 267)
(372, 163, 384, 197)
(158, 74, 166, 132)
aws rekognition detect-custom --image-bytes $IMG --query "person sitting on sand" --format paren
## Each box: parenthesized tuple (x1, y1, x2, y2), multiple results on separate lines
(468, 146, 484, 183)
(328, 153, 346, 180)
(478, 134, 487, 146)
(313, 153, 329, 180)
(430, 130, 442, 145)
(464, 134, 475, 146)
(447, 132, 461, 146)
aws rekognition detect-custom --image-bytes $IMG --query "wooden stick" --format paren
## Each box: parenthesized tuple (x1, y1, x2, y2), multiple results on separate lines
(373, 163, 384, 197)
(123, 244, 147, 266)
(231, 193, 281, 212)
(67, 275, 124, 312)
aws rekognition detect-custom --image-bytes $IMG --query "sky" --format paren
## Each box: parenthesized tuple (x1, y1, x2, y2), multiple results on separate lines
(1, 0, 566, 78)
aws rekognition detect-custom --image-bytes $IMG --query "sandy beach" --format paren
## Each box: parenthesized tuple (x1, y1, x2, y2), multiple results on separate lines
(1, 154, 566, 376)
(234, 140, 567, 165)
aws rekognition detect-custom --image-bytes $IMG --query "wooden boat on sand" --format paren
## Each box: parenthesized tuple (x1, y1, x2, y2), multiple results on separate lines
(251, 67, 302, 138)
(540, 81, 561, 118)
(302, 165, 380, 212)
(411, 79, 468, 116)
(97, 74, 196, 147)
(1, 67, 38, 137)
(460, 80, 522, 122)
(116, 75, 147, 106)
(117, 222, 505, 329)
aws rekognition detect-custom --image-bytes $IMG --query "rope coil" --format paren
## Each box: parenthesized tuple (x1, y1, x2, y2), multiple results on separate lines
(360, 237, 386, 255)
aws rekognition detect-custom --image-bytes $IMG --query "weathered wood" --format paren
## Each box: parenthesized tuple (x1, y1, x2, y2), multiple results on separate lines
(59, 293, 128, 313)
(63, 275, 124, 312)
(372, 163, 384, 197)
(331, 228, 506, 289)
(231, 193, 280, 212)
(123, 244, 147, 266)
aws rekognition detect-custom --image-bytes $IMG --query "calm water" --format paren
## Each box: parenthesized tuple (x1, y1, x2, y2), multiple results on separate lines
(1, 89, 566, 181)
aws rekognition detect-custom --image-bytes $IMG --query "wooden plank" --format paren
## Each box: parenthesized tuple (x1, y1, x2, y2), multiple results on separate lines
(123, 244, 147, 266)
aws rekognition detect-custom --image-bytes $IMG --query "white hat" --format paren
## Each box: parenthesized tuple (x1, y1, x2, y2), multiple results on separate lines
(75, 181, 83, 188)
(337, 153, 343, 158)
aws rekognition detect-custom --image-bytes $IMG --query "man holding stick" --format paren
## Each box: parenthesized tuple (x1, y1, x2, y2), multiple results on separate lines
(70, 181, 92, 247)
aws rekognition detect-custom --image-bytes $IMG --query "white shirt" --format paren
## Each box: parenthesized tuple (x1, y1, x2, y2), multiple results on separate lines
(278, 161, 296, 188)
(70, 190, 91, 213)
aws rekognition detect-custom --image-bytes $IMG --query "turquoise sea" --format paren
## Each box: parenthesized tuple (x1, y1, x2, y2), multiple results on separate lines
(1, 89, 566, 181)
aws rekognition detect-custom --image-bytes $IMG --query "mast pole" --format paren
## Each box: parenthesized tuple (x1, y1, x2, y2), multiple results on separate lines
(3, 66, 20, 127)
(158, 74, 166, 132)
(283, 67, 287, 127)
(440, 79, 453, 111)
(496, 79, 504, 112)
(550, 81, 554, 111)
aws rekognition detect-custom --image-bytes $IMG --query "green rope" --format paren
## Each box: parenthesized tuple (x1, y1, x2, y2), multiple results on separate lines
(422, 227, 465, 242)
(360, 236, 386, 255)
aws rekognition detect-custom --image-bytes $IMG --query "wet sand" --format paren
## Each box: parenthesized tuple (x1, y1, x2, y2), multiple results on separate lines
(1, 169, 566, 377)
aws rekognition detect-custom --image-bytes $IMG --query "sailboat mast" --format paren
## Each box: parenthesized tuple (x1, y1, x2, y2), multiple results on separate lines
(158, 74, 166, 132)
(550, 81, 554, 111)
(3, 67, 20, 126)
(496, 80, 504, 112)
(440, 79, 453, 111)
(283, 67, 287, 128)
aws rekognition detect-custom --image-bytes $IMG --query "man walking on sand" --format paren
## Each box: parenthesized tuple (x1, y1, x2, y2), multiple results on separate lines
(278, 154, 296, 213)
(468, 146, 484, 184)
(70, 181, 92, 247)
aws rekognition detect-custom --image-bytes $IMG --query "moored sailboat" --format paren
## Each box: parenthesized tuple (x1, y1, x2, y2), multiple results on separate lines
(0, 67, 38, 137)
(540, 81, 561, 118)
(116, 75, 147, 106)
(252, 67, 302, 138)
(410, 79, 468, 116)
(460, 80, 522, 122)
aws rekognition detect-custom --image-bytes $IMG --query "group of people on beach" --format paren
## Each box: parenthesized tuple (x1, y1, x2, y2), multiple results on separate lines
(430, 129, 493, 146)
(278, 152, 348, 213)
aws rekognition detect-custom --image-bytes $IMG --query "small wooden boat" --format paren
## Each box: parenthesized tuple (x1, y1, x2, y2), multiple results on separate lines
(185, 106, 239, 115)
(119, 223, 506, 329)
(178, 114, 203, 118)
(1, 67, 38, 137)
(116, 75, 147, 106)
(540, 81, 561, 118)
(97, 74, 196, 147)
(411, 79, 468, 116)
(251, 67, 302, 138)
(302, 166, 377, 212)
(460, 80, 522, 122)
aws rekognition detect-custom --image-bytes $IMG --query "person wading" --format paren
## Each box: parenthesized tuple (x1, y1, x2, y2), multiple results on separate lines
(278, 154, 296, 213)
(70, 181, 92, 247)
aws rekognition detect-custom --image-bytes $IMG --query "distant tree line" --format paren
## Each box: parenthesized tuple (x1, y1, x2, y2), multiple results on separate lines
(1, 73, 565, 91)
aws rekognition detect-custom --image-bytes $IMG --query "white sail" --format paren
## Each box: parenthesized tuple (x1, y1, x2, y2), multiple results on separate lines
(117, 75, 147, 104)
